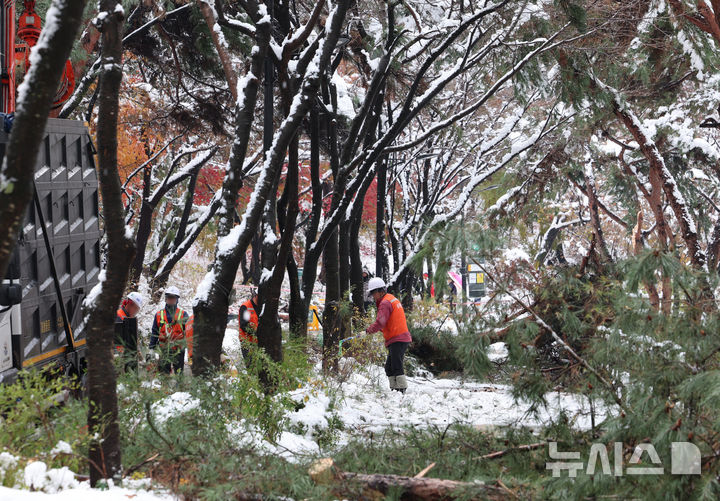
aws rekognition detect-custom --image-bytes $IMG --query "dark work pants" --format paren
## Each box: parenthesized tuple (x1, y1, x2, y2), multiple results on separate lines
(159, 348, 185, 374)
(385, 341, 409, 377)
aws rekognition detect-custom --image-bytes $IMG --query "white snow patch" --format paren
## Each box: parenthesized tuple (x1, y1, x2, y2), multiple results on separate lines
(50, 441, 72, 456)
(487, 342, 509, 362)
(151, 392, 200, 421)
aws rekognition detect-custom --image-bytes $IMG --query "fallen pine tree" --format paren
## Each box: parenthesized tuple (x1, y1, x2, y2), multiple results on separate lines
(309, 458, 509, 500)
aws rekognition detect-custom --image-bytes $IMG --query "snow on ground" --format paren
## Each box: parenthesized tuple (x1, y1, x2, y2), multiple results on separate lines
(208, 328, 602, 462)
(2, 328, 602, 497)
(278, 362, 601, 459)
(0, 475, 173, 500)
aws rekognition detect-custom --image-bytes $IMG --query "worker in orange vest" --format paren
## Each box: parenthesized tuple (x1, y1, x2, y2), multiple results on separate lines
(366, 277, 412, 393)
(115, 292, 143, 371)
(116, 291, 143, 323)
(150, 286, 189, 374)
(238, 290, 259, 360)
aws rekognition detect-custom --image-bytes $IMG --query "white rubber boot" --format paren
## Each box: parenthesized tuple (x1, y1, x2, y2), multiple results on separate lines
(387, 376, 397, 390)
(395, 375, 408, 393)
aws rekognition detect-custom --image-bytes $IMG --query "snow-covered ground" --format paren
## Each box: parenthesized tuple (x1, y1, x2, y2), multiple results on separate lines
(210, 330, 600, 463)
(0, 476, 172, 500)
(1, 328, 601, 498)
(269, 360, 600, 461)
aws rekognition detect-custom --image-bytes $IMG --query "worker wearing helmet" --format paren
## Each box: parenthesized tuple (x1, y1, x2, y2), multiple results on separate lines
(115, 292, 143, 371)
(365, 277, 412, 393)
(116, 291, 143, 322)
(150, 286, 189, 374)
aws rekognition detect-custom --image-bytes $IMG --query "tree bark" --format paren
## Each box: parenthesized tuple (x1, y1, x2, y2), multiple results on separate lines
(192, 0, 352, 375)
(613, 102, 705, 268)
(349, 172, 375, 312)
(0, 0, 87, 279)
(199, 0, 238, 101)
(309, 458, 505, 501)
(84, 0, 133, 485)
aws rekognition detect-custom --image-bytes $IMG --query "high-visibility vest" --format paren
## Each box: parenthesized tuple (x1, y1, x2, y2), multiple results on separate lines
(156, 308, 187, 344)
(185, 315, 194, 358)
(238, 300, 258, 343)
(307, 305, 320, 332)
(115, 308, 128, 352)
(379, 294, 409, 342)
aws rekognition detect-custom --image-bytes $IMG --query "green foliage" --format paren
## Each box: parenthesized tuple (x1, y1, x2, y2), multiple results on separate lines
(407, 323, 463, 374)
(334, 424, 547, 498)
(554, 0, 587, 32)
(0, 368, 90, 476)
(116, 352, 315, 498)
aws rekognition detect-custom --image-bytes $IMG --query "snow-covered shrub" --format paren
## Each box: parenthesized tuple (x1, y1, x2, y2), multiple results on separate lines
(0, 451, 20, 487)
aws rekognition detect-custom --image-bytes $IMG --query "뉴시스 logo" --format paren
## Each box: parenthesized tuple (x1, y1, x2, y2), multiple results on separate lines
(546, 442, 701, 477)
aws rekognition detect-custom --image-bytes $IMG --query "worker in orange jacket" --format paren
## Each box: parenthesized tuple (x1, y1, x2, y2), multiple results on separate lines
(115, 292, 143, 370)
(116, 291, 143, 323)
(150, 286, 189, 374)
(366, 277, 412, 393)
(238, 290, 259, 361)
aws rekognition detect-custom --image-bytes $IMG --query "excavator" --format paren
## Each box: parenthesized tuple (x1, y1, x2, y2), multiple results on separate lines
(0, 0, 99, 383)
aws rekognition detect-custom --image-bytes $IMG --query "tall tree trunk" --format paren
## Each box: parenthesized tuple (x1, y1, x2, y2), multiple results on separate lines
(193, 6, 271, 375)
(375, 152, 387, 280)
(257, 147, 299, 368)
(280, 137, 306, 339)
(339, 219, 351, 298)
(193, 0, 351, 375)
(322, 228, 341, 372)
(85, 0, 133, 485)
(129, 197, 153, 285)
(199, 0, 238, 101)
(0, 0, 87, 279)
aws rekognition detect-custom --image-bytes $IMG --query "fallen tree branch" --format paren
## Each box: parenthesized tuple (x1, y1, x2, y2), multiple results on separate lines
(476, 442, 545, 460)
(470, 259, 627, 412)
(309, 458, 506, 500)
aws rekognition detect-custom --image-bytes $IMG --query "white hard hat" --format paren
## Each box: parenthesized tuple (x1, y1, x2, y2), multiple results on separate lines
(127, 291, 144, 309)
(367, 277, 386, 293)
(165, 286, 181, 297)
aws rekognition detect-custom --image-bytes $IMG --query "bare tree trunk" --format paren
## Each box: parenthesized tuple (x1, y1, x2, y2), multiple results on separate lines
(193, 0, 352, 375)
(632, 209, 660, 309)
(257, 147, 299, 369)
(129, 148, 215, 284)
(614, 103, 705, 268)
(192, 7, 270, 374)
(279, 136, 306, 338)
(0, 0, 87, 279)
(85, 0, 133, 485)
(349, 172, 375, 312)
(375, 150, 387, 280)
(301, 107, 323, 313)
(151, 193, 222, 297)
(339, 219, 351, 298)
